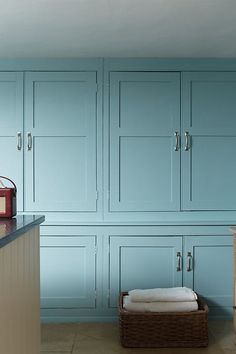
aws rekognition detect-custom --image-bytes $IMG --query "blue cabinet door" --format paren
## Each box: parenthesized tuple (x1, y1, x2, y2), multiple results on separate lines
(109, 72, 180, 212)
(184, 236, 233, 316)
(109, 236, 182, 307)
(182, 72, 236, 210)
(40, 236, 96, 308)
(24, 72, 97, 212)
(0, 72, 23, 211)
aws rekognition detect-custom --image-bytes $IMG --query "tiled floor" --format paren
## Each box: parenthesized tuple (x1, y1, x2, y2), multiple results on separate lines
(41, 321, 235, 354)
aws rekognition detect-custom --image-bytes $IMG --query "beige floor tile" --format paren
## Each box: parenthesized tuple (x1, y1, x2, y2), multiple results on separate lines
(209, 320, 235, 350)
(41, 323, 78, 352)
(72, 331, 221, 354)
(40, 352, 71, 354)
(40, 321, 235, 354)
(75, 323, 120, 341)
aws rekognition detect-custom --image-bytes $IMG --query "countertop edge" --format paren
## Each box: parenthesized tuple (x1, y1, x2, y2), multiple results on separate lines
(0, 215, 45, 248)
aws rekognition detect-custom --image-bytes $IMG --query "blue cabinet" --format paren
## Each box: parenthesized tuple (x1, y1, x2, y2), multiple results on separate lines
(109, 235, 182, 307)
(184, 235, 234, 316)
(109, 70, 236, 213)
(0, 72, 23, 210)
(108, 231, 233, 317)
(24, 72, 98, 212)
(40, 235, 96, 309)
(109, 72, 181, 212)
(182, 72, 236, 210)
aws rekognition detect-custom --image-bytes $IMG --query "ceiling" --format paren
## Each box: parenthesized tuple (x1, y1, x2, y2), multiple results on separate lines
(0, 0, 236, 58)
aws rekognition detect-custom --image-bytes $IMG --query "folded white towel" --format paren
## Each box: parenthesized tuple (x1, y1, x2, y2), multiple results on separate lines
(123, 295, 198, 313)
(128, 287, 197, 303)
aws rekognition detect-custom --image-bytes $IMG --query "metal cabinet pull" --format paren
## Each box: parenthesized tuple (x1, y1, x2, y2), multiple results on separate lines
(185, 131, 190, 151)
(187, 252, 192, 272)
(27, 132, 32, 151)
(176, 252, 181, 271)
(174, 132, 179, 151)
(17, 132, 22, 150)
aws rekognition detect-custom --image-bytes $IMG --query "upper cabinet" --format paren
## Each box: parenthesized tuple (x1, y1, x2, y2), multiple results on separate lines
(2, 65, 236, 218)
(108, 70, 236, 214)
(109, 72, 181, 212)
(0, 72, 23, 211)
(24, 72, 98, 212)
(182, 72, 236, 210)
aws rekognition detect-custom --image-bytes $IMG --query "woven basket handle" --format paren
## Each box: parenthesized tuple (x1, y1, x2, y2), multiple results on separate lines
(0, 176, 17, 192)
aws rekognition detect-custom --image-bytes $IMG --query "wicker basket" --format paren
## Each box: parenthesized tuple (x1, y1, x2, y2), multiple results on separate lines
(119, 292, 208, 348)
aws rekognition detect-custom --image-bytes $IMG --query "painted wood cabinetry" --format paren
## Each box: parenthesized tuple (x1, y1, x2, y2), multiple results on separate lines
(184, 235, 234, 316)
(182, 72, 236, 210)
(0, 69, 100, 215)
(108, 70, 236, 214)
(109, 236, 182, 307)
(0, 60, 236, 321)
(0, 72, 23, 210)
(40, 235, 96, 309)
(39, 225, 233, 320)
(109, 72, 180, 212)
(24, 72, 98, 212)
(108, 231, 233, 316)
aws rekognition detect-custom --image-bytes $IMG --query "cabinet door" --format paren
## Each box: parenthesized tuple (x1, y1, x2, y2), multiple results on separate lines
(109, 72, 180, 212)
(24, 72, 97, 212)
(109, 236, 182, 307)
(40, 236, 96, 308)
(182, 72, 236, 210)
(0, 72, 23, 210)
(184, 236, 233, 316)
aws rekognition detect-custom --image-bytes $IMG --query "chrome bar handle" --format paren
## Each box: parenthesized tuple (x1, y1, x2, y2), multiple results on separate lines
(17, 132, 22, 150)
(187, 252, 192, 272)
(174, 132, 179, 151)
(27, 132, 32, 151)
(185, 131, 190, 151)
(176, 252, 181, 271)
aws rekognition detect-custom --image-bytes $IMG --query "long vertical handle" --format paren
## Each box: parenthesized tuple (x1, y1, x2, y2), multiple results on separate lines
(176, 252, 181, 271)
(187, 251, 192, 272)
(185, 131, 190, 151)
(17, 132, 22, 150)
(174, 132, 180, 151)
(27, 132, 32, 151)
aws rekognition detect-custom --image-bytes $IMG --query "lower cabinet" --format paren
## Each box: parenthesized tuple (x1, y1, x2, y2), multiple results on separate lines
(108, 233, 234, 316)
(184, 236, 234, 316)
(39, 226, 234, 320)
(40, 235, 96, 309)
(109, 236, 182, 307)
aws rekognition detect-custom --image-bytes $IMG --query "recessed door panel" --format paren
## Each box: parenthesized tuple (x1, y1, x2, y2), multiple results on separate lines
(112, 136, 173, 210)
(40, 236, 96, 308)
(182, 72, 236, 210)
(184, 137, 236, 210)
(109, 72, 180, 212)
(184, 236, 233, 311)
(109, 236, 182, 307)
(24, 72, 97, 212)
(31, 137, 92, 211)
(0, 73, 23, 210)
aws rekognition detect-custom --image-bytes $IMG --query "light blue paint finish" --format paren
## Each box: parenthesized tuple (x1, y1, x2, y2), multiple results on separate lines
(24, 72, 97, 212)
(40, 236, 96, 308)
(0, 72, 23, 210)
(104, 58, 236, 72)
(109, 236, 182, 307)
(182, 72, 236, 211)
(184, 236, 233, 310)
(109, 72, 180, 212)
(0, 58, 103, 71)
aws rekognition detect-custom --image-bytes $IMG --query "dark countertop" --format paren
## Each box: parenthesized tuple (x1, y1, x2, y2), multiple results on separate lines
(0, 215, 45, 248)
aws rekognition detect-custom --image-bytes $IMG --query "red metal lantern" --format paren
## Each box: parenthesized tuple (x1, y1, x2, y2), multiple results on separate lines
(0, 176, 17, 218)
